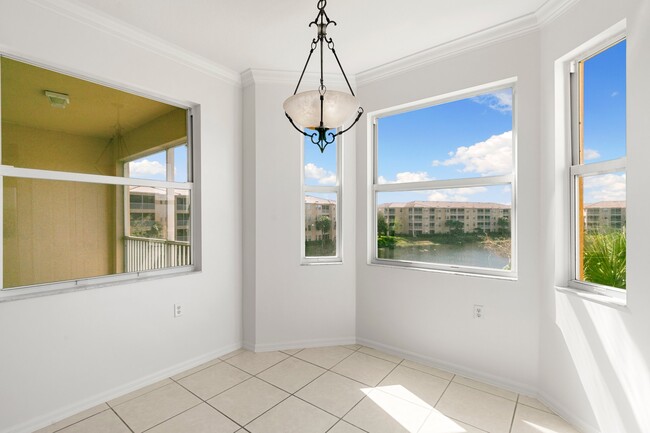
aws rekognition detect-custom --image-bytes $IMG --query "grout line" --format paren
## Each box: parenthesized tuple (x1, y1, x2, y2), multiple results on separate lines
(107, 379, 174, 409)
(41, 408, 113, 433)
(433, 376, 454, 408)
(508, 395, 521, 433)
(109, 407, 135, 433)
(139, 401, 204, 433)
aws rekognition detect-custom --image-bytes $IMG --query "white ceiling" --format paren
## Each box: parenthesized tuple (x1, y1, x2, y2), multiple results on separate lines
(72, 0, 551, 75)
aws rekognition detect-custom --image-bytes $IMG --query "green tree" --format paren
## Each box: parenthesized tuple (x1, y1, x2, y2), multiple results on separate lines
(445, 219, 464, 234)
(314, 216, 332, 249)
(377, 211, 389, 236)
(497, 217, 510, 235)
(583, 230, 626, 289)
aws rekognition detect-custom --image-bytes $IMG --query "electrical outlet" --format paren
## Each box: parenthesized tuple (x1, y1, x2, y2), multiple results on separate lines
(174, 304, 183, 318)
(473, 304, 484, 319)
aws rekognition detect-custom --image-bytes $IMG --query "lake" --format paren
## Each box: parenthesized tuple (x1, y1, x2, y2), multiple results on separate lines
(378, 242, 510, 270)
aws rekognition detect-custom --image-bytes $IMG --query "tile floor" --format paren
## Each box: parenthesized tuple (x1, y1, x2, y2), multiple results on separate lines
(34, 345, 581, 433)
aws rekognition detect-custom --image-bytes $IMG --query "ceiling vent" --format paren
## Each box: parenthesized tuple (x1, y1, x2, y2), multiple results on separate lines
(44, 90, 70, 108)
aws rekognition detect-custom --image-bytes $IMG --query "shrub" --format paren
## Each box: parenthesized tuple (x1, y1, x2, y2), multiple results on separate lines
(583, 230, 626, 289)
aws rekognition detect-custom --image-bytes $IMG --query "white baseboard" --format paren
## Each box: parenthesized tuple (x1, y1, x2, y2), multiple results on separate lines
(537, 390, 601, 433)
(3, 342, 242, 433)
(356, 337, 537, 396)
(252, 336, 356, 352)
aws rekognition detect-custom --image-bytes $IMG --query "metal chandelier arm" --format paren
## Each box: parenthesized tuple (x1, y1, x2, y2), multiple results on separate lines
(332, 107, 364, 138)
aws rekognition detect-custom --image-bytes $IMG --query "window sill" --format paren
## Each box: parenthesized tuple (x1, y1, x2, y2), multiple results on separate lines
(368, 260, 517, 281)
(301, 260, 343, 266)
(0, 267, 197, 303)
(555, 285, 627, 309)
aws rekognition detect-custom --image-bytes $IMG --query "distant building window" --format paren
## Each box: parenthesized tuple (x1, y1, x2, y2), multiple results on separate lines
(1, 56, 194, 296)
(569, 38, 626, 294)
(302, 129, 341, 263)
(372, 82, 516, 277)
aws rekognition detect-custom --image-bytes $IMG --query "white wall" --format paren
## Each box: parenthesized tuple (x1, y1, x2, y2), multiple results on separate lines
(355, 32, 542, 392)
(538, 0, 650, 432)
(0, 2, 242, 432)
(242, 73, 356, 351)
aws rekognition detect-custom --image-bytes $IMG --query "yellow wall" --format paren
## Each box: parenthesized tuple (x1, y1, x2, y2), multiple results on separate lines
(2, 123, 117, 288)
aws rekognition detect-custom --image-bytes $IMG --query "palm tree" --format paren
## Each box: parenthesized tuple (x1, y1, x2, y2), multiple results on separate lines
(583, 230, 626, 289)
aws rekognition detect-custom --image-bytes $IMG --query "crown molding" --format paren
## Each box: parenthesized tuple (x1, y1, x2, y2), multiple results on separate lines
(241, 69, 357, 91)
(356, 0, 578, 87)
(535, 0, 580, 26)
(27, 0, 241, 87)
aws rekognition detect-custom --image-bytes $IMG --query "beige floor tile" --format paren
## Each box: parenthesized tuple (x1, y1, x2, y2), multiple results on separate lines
(172, 358, 222, 381)
(280, 348, 302, 355)
(220, 348, 247, 360)
(146, 403, 239, 433)
(418, 411, 488, 433)
(377, 365, 449, 408)
(332, 352, 397, 386)
(55, 410, 130, 433)
(113, 382, 201, 432)
(34, 404, 110, 433)
(296, 371, 367, 417)
(246, 396, 337, 433)
(401, 360, 454, 381)
(108, 379, 174, 407)
(452, 376, 517, 401)
(207, 377, 289, 425)
(343, 389, 431, 433)
(328, 420, 366, 433)
(257, 357, 326, 393)
(511, 404, 580, 433)
(294, 346, 355, 369)
(178, 362, 251, 400)
(435, 382, 515, 433)
(359, 346, 403, 363)
(343, 344, 362, 351)
(517, 395, 552, 413)
(225, 351, 288, 375)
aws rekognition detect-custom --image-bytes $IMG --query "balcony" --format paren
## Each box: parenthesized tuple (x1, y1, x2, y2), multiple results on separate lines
(125, 236, 191, 272)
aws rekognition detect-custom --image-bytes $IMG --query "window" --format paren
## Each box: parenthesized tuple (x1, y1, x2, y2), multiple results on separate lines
(371, 82, 516, 277)
(1, 56, 194, 296)
(569, 38, 626, 295)
(302, 130, 341, 263)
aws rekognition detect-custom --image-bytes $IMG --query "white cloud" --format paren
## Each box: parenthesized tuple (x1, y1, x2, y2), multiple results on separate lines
(129, 159, 166, 176)
(611, 91, 620, 97)
(304, 163, 336, 185)
(584, 173, 626, 202)
(583, 148, 601, 161)
(427, 187, 487, 202)
(472, 90, 512, 112)
(378, 171, 432, 184)
(439, 131, 512, 176)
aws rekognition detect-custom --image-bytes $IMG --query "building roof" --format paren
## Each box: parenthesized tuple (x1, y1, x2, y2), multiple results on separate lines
(305, 195, 336, 205)
(377, 201, 510, 209)
(585, 201, 626, 209)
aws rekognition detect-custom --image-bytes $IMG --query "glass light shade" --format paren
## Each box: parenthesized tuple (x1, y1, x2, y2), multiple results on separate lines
(283, 90, 359, 129)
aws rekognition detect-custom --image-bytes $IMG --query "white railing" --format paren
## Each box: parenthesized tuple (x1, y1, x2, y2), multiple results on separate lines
(124, 236, 191, 273)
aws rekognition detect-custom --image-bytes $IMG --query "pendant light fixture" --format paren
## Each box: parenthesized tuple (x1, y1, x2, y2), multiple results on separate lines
(283, 0, 364, 153)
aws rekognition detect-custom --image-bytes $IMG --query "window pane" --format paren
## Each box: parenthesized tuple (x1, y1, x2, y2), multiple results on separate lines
(174, 145, 188, 182)
(377, 88, 513, 183)
(580, 40, 626, 163)
(304, 129, 337, 186)
(376, 185, 512, 270)
(1, 57, 187, 177)
(577, 172, 626, 289)
(2, 176, 191, 289)
(126, 150, 166, 181)
(305, 193, 337, 257)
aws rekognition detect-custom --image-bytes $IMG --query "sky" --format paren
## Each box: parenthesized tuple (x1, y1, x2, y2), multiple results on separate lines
(127, 145, 188, 182)
(303, 39, 626, 207)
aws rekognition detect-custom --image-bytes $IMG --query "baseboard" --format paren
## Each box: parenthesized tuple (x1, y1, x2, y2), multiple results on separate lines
(356, 337, 537, 396)
(252, 336, 357, 352)
(4, 342, 242, 433)
(537, 390, 601, 433)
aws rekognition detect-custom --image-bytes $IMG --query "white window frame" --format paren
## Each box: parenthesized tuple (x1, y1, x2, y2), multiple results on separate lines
(368, 79, 517, 279)
(301, 134, 343, 264)
(0, 54, 197, 301)
(568, 35, 627, 299)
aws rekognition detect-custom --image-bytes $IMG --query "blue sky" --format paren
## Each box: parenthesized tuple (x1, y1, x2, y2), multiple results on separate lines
(128, 145, 188, 182)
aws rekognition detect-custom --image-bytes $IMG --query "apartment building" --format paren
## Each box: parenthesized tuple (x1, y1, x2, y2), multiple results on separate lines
(378, 201, 511, 236)
(584, 200, 626, 231)
(304, 195, 337, 242)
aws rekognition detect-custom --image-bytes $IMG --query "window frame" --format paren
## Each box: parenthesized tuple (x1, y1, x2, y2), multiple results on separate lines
(300, 133, 343, 264)
(0, 54, 197, 301)
(368, 79, 518, 279)
(568, 35, 627, 299)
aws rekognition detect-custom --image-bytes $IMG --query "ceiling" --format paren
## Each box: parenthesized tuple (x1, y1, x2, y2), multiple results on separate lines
(1, 57, 181, 139)
(71, 0, 551, 75)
